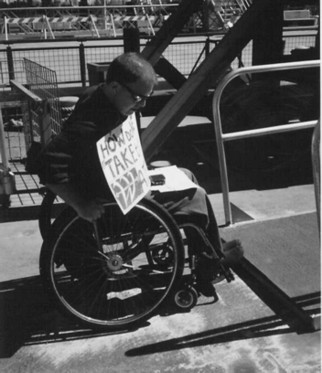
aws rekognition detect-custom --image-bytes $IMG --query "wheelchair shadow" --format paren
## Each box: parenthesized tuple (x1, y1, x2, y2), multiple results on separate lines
(0, 275, 211, 358)
(0, 275, 150, 358)
(1, 276, 319, 359)
(125, 292, 320, 357)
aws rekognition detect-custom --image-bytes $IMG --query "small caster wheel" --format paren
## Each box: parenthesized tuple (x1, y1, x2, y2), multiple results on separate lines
(174, 286, 198, 310)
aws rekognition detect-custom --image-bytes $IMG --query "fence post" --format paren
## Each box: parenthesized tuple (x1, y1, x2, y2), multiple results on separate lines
(0, 107, 16, 207)
(79, 42, 86, 87)
(6, 46, 15, 80)
(39, 99, 52, 147)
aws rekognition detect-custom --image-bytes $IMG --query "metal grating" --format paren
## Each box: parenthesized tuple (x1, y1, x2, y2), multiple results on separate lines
(23, 58, 62, 148)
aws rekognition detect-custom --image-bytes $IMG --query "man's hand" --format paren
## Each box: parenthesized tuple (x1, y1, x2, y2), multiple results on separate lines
(74, 198, 106, 222)
(46, 183, 106, 223)
(221, 240, 244, 264)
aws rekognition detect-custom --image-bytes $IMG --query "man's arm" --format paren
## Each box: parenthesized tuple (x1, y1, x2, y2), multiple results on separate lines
(46, 183, 105, 222)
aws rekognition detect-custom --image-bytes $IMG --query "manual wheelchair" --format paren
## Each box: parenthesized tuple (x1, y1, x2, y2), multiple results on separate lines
(39, 189, 235, 331)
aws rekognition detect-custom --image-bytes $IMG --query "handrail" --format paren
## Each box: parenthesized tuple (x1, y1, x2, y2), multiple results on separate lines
(311, 119, 320, 231)
(10, 78, 58, 147)
(212, 59, 320, 225)
(10, 79, 42, 103)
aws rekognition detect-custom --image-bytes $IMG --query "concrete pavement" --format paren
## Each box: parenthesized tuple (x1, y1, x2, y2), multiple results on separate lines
(0, 183, 320, 372)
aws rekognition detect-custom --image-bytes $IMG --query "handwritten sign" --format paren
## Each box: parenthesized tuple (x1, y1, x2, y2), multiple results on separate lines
(97, 114, 150, 214)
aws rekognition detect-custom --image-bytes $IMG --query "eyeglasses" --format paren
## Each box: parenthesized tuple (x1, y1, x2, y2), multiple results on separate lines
(119, 82, 153, 103)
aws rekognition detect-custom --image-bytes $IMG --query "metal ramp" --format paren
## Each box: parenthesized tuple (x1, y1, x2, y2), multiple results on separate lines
(138, 0, 320, 334)
(0, 0, 319, 336)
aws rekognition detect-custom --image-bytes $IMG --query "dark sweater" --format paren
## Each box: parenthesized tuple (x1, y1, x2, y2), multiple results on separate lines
(38, 84, 126, 199)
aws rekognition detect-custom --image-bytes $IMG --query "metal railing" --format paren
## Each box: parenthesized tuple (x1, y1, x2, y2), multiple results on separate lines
(9, 58, 62, 154)
(212, 59, 320, 225)
(0, 4, 176, 40)
(0, 36, 218, 88)
(0, 28, 317, 89)
(24, 58, 62, 146)
(311, 119, 320, 230)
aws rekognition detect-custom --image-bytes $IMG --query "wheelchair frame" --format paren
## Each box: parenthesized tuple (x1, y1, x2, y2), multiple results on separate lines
(39, 190, 234, 330)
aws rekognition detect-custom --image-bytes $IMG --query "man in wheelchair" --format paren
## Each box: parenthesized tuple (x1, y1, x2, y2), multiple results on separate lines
(36, 52, 243, 297)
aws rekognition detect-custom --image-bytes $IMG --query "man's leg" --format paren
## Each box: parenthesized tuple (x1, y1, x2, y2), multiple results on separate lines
(151, 168, 243, 296)
(152, 167, 222, 254)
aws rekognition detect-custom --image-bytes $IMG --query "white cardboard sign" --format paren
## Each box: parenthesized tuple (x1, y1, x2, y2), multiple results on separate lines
(96, 114, 150, 214)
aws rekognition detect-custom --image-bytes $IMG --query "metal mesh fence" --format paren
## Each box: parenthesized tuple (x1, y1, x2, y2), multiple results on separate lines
(24, 58, 62, 147)
(0, 59, 26, 161)
(283, 34, 317, 55)
(2, 106, 25, 161)
(0, 58, 25, 88)
(84, 44, 124, 64)
(10, 45, 82, 85)
(84, 43, 124, 80)
(208, 38, 253, 68)
(162, 38, 209, 77)
(0, 31, 317, 88)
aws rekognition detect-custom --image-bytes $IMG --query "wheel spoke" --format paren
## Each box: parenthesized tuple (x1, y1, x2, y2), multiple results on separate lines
(41, 200, 184, 329)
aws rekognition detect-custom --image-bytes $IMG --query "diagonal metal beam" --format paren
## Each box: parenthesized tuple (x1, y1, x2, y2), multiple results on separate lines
(154, 57, 186, 89)
(141, 0, 202, 65)
(142, 0, 274, 162)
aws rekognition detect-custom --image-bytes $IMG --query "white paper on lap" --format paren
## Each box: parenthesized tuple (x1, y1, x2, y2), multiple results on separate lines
(148, 166, 199, 193)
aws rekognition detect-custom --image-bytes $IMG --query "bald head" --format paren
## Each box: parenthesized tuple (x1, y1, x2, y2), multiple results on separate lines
(106, 52, 157, 87)
(103, 52, 157, 116)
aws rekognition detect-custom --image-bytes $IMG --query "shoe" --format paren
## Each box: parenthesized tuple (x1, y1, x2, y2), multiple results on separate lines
(195, 252, 222, 297)
(221, 240, 244, 265)
(195, 252, 219, 281)
(196, 280, 217, 297)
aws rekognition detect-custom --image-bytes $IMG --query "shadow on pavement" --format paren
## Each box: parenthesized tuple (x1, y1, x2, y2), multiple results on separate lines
(0, 275, 214, 358)
(0, 276, 147, 358)
(0, 274, 319, 358)
(125, 292, 320, 357)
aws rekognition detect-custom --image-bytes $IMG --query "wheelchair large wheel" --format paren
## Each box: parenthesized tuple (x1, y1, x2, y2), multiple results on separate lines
(39, 198, 185, 330)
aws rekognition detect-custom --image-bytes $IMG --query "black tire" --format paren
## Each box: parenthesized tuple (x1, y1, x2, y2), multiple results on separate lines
(39, 198, 185, 330)
(174, 286, 198, 310)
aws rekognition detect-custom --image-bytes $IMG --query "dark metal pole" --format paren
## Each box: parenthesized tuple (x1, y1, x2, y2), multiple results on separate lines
(79, 42, 86, 87)
(6, 46, 15, 81)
